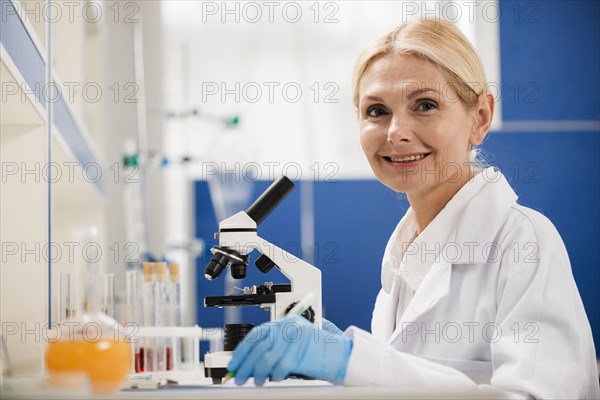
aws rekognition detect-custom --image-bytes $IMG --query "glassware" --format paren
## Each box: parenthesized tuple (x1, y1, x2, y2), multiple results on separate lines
(46, 230, 131, 394)
(126, 269, 142, 372)
(154, 262, 167, 371)
(102, 273, 115, 318)
(169, 263, 181, 370)
(142, 262, 156, 371)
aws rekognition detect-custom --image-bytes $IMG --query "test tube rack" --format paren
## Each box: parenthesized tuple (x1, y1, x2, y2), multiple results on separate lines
(128, 326, 224, 376)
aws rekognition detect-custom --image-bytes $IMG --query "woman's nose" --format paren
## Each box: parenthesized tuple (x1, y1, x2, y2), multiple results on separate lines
(386, 115, 412, 144)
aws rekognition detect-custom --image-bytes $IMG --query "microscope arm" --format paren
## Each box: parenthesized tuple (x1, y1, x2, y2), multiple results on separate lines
(217, 225, 322, 324)
(251, 236, 322, 324)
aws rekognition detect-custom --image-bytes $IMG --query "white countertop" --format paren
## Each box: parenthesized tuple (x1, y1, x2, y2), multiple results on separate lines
(1, 374, 513, 400)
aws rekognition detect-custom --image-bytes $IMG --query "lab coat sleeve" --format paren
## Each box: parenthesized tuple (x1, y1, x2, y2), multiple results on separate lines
(342, 326, 521, 398)
(490, 210, 599, 399)
(344, 326, 474, 386)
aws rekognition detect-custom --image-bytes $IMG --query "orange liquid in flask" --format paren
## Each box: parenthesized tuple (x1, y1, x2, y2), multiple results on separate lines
(46, 338, 131, 394)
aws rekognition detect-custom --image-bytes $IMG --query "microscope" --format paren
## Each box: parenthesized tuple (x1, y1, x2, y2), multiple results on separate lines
(203, 176, 322, 384)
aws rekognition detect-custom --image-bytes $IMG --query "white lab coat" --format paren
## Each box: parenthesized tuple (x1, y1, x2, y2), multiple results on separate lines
(342, 167, 599, 399)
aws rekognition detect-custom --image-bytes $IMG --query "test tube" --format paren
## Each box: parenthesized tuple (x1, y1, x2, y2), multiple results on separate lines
(58, 272, 75, 322)
(103, 273, 115, 319)
(126, 270, 141, 372)
(142, 262, 156, 372)
(57, 272, 63, 323)
(169, 263, 181, 370)
(154, 262, 168, 371)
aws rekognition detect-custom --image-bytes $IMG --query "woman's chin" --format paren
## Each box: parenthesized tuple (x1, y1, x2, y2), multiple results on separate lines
(382, 178, 427, 194)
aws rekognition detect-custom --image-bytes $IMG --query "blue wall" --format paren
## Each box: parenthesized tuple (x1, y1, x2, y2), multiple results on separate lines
(194, 0, 599, 357)
(499, 0, 599, 120)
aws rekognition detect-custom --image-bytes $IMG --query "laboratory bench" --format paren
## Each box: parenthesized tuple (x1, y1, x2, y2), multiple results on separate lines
(1, 373, 514, 400)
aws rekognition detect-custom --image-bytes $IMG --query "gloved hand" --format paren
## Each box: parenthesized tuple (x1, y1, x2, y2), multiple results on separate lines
(322, 317, 344, 337)
(227, 315, 353, 386)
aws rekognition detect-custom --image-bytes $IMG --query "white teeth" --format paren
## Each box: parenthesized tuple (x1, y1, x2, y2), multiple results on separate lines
(389, 154, 427, 163)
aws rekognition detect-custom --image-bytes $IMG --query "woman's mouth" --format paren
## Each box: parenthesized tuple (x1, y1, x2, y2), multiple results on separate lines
(383, 152, 431, 167)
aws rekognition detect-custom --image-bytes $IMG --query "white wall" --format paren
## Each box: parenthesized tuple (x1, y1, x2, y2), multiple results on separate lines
(161, 0, 501, 180)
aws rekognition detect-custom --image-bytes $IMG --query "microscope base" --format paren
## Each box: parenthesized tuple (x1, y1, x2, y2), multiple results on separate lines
(204, 350, 232, 384)
(204, 367, 228, 384)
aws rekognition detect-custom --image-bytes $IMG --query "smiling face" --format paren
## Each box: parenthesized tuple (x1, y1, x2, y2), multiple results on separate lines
(358, 54, 480, 195)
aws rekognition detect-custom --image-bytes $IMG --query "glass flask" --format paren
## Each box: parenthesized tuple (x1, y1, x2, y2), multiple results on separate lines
(46, 234, 131, 395)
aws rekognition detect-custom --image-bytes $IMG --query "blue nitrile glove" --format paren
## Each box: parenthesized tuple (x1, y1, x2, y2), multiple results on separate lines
(227, 315, 353, 386)
(322, 317, 344, 337)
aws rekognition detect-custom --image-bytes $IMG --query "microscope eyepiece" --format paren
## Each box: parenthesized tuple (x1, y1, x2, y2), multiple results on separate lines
(245, 176, 295, 225)
(204, 252, 229, 280)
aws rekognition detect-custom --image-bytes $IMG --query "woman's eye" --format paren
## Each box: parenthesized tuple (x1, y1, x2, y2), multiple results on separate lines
(366, 105, 388, 118)
(416, 100, 438, 112)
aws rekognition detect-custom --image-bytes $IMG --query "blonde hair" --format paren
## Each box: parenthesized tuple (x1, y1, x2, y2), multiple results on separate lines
(352, 18, 490, 168)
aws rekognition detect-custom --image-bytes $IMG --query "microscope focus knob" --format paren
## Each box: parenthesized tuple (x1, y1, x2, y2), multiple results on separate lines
(284, 302, 315, 323)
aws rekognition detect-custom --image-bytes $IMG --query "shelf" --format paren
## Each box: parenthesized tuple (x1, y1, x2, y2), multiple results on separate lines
(1, 49, 105, 201)
(0, 46, 45, 126)
(1, 0, 105, 197)
(0, 0, 46, 115)
(52, 87, 106, 198)
(52, 129, 105, 209)
(11, 0, 47, 57)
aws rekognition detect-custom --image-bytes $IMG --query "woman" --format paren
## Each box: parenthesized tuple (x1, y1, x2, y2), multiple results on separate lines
(227, 18, 599, 399)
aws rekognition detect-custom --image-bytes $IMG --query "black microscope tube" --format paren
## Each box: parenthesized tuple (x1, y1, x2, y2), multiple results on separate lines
(245, 176, 295, 225)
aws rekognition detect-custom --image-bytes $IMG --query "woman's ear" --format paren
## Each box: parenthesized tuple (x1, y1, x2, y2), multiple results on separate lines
(470, 91, 495, 146)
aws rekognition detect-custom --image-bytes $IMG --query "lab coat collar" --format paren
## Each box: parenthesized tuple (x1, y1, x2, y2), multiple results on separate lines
(451, 168, 519, 264)
(381, 209, 417, 294)
(397, 168, 492, 291)
(382, 167, 517, 294)
(387, 167, 519, 345)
